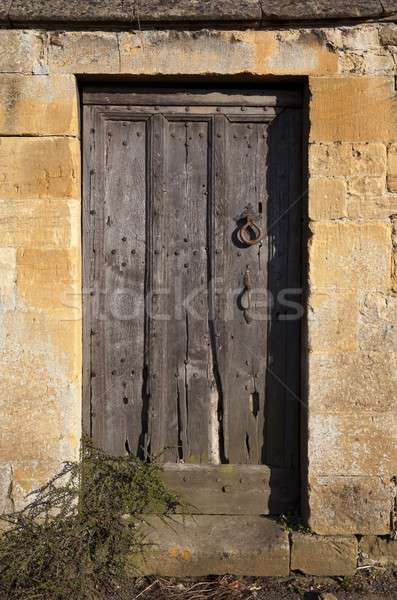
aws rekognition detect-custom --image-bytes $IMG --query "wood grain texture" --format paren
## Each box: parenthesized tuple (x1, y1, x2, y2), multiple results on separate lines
(159, 464, 298, 514)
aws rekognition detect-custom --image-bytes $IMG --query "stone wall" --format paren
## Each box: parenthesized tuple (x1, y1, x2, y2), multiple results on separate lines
(0, 21, 397, 539)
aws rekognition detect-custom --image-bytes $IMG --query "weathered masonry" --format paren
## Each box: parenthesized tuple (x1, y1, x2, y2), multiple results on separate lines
(1, 0, 397, 577)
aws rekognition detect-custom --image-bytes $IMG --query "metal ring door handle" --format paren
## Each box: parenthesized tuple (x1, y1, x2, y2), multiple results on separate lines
(239, 218, 263, 246)
(237, 203, 263, 247)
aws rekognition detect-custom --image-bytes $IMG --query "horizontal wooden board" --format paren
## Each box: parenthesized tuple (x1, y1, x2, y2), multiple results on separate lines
(159, 464, 299, 515)
(83, 89, 302, 108)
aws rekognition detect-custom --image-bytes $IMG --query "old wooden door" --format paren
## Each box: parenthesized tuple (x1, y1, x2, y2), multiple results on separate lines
(83, 87, 303, 515)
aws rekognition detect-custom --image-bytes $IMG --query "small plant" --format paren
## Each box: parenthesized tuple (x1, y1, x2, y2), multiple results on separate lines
(339, 575, 353, 590)
(279, 513, 313, 535)
(0, 439, 179, 599)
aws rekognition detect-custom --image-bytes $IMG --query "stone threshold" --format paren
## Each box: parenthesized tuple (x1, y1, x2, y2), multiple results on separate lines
(1, 0, 396, 27)
(132, 516, 397, 577)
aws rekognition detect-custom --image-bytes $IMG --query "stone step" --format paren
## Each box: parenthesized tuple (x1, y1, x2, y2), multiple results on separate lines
(133, 515, 289, 577)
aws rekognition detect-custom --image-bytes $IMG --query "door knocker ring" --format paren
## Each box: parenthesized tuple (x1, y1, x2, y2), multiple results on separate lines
(237, 204, 263, 247)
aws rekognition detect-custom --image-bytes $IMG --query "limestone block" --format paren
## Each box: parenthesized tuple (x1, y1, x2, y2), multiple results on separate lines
(16, 248, 81, 316)
(379, 24, 397, 46)
(346, 193, 397, 220)
(48, 31, 119, 74)
(0, 248, 16, 311)
(0, 30, 46, 74)
(0, 137, 80, 199)
(348, 176, 386, 197)
(309, 222, 392, 291)
(118, 29, 339, 77)
(341, 26, 380, 50)
(0, 198, 79, 249)
(134, 515, 290, 576)
(308, 291, 358, 352)
(362, 51, 396, 75)
(358, 292, 397, 352)
(360, 536, 397, 566)
(309, 78, 397, 143)
(308, 412, 397, 477)
(9, 460, 66, 510)
(0, 310, 81, 469)
(260, 30, 338, 76)
(291, 533, 358, 576)
(387, 143, 397, 192)
(119, 30, 256, 76)
(309, 177, 347, 220)
(310, 143, 387, 178)
(308, 476, 392, 535)
(0, 75, 78, 136)
(308, 352, 397, 413)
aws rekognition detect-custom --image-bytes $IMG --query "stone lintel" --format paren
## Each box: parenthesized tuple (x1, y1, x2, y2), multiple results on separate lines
(2, 0, 397, 27)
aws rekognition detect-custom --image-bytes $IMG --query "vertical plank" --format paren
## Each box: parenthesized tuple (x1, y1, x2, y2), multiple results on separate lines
(149, 117, 212, 464)
(147, 113, 168, 459)
(90, 115, 148, 456)
(214, 116, 268, 465)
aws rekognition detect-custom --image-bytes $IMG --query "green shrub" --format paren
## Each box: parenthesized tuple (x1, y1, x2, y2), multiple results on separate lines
(0, 440, 179, 599)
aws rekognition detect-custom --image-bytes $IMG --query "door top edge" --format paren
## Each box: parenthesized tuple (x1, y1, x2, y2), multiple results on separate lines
(82, 87, 303, 108)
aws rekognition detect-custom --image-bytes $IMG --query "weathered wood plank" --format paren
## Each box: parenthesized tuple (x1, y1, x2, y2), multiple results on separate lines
(159, 464, 298, 515)
(89, 115, 148, 456)
(214, 117, 269, 465)
(149, 117, 212, 463)
(82, 90, 302, 108)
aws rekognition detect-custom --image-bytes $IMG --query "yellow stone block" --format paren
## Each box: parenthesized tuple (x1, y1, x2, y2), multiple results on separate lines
(48, 29, 338, 77)
(309, 412, 397, 478)
(309, 177, 347, 220)
(308, 475, 391, 535)
(16, 248, 81, 317)
(0, 137, 80, 199)
(0, 198, 79, 249)
(309, 77, 397, 143)
(308, 291, 358, 352)
(0, 75, 79, 136)
(346, 193, 397, 220)
(358, 292, 397, 352)
(0, 30, 46, 74)
(309, 143, 387, 178)
(119, 30, 255, 75)
(0, 311, 82, 503)
(308, 351, 397, 413)
(348, 176, 386, 197)
(48, 31, 120, 74)
(309, 222, 392, 291)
